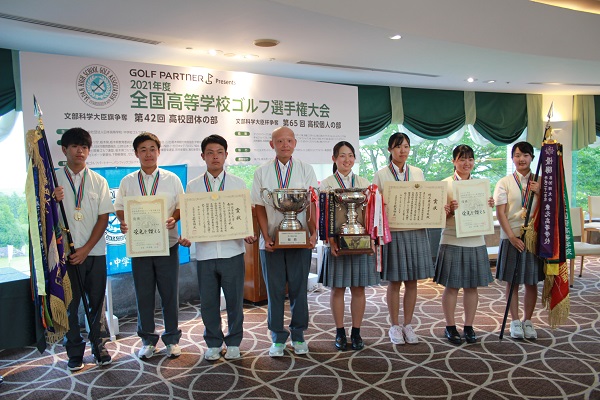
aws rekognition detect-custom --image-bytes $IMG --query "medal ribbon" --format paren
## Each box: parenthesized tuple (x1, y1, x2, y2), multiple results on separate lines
(204, 171, 226, 192)
(512, 171, 531, 208)
(334, 171, 355, 189)
(64, 167, 87, 210)
(138, 170, 160, 196)
(388, 163, 409, 181)
(275, 157, 293, 189)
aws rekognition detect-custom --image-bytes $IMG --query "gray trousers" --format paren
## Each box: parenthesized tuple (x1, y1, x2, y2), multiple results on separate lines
(64, 255, 109, 358)
(197, 253, 245, 348)
(131, 245, 181, 346)
(261, 248, 311, 343)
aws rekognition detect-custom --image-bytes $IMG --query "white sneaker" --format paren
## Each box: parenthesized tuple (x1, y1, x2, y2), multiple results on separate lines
(269, 343, 285, 357)
(138, 345, 156, 360)
(523, 320, 538, 340)
(402, 324, 419, 344)
(389, 325, 405, 345)
(510, 320, 524, 339)
(166, 344, 181, 358)
(204, 347, 222, 361)
(224, 346, 241, 360)
(292, 341, 309, 355)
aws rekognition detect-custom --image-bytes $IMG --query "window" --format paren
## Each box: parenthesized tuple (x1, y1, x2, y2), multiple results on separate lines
(359, 124, 510, 191)
(0, 111, 28, 277)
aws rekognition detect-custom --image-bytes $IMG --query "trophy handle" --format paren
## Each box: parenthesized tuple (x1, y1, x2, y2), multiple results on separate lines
(260, 188, 272, 205)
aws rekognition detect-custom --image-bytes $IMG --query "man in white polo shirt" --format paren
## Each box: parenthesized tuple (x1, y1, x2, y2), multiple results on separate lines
(114, 132, 184, 360)
(251, 126, 318, 357)
(180, 134, 256, 361)
(53, 127, 114, 371)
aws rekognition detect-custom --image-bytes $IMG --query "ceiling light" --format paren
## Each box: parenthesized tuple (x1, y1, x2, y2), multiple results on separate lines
(389, 34, 402, 40)
(466, 77, 476, 83)
(207, 49, 222, 56)
(254, 39, 280, 47)
(485, 80, 496, 84)
(243, 54, 258, 60)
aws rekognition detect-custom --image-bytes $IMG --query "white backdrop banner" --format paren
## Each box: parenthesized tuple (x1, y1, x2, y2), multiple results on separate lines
(20, 52, 358, 168)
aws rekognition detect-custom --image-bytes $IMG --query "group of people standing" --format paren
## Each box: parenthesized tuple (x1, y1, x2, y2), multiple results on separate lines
(53, 125, 543, 371)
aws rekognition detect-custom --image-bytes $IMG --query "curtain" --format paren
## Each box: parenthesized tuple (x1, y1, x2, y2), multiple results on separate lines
(357, 85, 391, 139)
(525, 94, 543, 148)
(473, 92, 527, 145)
(572, 95, 596, 151)
(596, 95, 600, 136)
(0, 48, 17, 117)
(399, 87, 465, 139)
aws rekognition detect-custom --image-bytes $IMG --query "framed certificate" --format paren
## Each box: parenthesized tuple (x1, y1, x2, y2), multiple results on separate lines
(180, 189, 253, 242)
(124, 194, 170, 258)
(453, 178, 494, 238)
(383, 181, 447, 229)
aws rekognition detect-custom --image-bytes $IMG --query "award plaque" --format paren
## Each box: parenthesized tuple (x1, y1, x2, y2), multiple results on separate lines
(261, 188, 313, 248)
(332, 188, 373, 255)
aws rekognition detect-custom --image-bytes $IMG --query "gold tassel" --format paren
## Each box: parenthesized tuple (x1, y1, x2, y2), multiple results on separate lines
(47, 294, 70, 344)
(547, 297, 570, 329)
(523, 224, 537, 254)
(541, 272, 553, 308)
(63, 272, 73, 312)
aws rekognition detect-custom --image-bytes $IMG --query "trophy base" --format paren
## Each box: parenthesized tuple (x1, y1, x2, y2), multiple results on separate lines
(273, 229, 313, 249)
(337, 234, 373, 255)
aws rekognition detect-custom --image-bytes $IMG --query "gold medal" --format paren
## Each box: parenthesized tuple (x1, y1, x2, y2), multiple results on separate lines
(520, 207, 527, 220)
(74, 210, 84, 221)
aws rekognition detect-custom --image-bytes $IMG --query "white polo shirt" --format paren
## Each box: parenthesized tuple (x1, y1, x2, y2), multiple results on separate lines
(493, 171, 538, 239)
(56, 167, 114, 256)
(114, 167, 184, 248)
(320, 171, 370, 191)
(251, 157, 318, 242)
(186, 171, 247, 261)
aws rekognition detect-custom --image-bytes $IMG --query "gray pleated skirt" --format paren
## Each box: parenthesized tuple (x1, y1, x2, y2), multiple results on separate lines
(381, 230, 434, 282)
(495, 239, 545, 285)
(434, 244, 493, 289)
(321, 247, 381, 288)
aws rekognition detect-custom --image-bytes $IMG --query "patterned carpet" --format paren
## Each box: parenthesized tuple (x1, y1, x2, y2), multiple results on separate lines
(1, 258, 600, 400)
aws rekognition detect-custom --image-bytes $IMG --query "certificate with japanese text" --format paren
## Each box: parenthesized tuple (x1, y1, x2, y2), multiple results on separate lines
(180, 189, 253, 242)
(383, 181, 447, 229)
(453, 179, 494, 238)
(124, 195, 169, 258)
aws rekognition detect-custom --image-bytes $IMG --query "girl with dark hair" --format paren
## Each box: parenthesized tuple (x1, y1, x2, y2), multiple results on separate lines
(493, 141, 543, 340)
(434, 144, 494, 344)
(373, 132, 434, 345)
(320, 141, 380, 351)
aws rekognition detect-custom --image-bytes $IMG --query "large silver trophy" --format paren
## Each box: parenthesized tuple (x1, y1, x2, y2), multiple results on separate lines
(261, 188, 312, 248)
(333, 188, 373, 254)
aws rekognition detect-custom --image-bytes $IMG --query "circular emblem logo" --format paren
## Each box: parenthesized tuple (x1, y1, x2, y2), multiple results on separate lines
(105, 188, 126, 245)
(76, 64, 120, 108)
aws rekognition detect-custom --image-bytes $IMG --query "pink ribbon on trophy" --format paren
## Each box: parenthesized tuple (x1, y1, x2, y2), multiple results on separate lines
(309, 186, 319, 233)
(365, 184, 391, 272)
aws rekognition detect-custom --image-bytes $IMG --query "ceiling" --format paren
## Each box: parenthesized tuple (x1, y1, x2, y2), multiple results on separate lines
(1, 0, 600, 95)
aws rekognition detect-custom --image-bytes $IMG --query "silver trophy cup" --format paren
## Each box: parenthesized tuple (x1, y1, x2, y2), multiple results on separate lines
(260, 188, 310, 230)
(334, 188, 368, 234)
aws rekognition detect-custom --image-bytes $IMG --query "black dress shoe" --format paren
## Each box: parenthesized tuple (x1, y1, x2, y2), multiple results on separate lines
(335, 335, 347, 351)
(351, 335, 364, 351)
(464, 326, 477, 344)
(445, 327, 462, 345)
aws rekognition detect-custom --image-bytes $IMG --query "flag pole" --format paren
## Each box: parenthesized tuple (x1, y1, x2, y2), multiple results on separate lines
(499, 102, 553, 340)
(34, 96, 100, 359)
